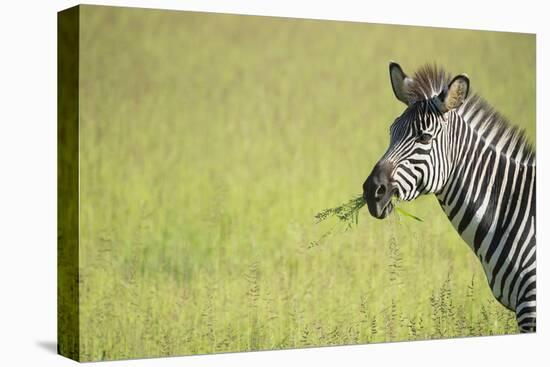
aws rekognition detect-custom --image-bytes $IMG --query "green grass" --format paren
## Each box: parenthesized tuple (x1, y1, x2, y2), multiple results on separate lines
(75, 5, 535, 361)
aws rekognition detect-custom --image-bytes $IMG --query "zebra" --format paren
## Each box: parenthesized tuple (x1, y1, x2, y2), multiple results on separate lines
(362, 62, 536, 333)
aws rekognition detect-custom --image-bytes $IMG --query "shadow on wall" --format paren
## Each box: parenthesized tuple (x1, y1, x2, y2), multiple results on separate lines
(35, 340, 58, 355)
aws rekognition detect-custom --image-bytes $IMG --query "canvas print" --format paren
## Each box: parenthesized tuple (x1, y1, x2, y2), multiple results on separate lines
(58, 5, 536, 362)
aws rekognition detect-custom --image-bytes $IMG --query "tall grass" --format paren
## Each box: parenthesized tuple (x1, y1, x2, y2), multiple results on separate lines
(76, 5, 534, 361)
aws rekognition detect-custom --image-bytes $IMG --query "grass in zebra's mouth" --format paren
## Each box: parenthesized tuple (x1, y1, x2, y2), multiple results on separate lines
(313, 194, 366, 228)
(310, 195, 423, 247)
(314, 194, 423, 227)
(392, 198, 424, 222)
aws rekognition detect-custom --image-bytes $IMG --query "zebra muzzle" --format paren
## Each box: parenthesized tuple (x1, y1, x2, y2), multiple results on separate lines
(363, 162, 397, 219)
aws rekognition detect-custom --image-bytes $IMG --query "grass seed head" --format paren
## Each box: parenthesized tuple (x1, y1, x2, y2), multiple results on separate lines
(314, 194, 366, 226)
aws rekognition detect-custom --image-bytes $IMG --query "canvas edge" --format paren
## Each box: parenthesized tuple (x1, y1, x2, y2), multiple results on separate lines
(57, 4, 81, 362)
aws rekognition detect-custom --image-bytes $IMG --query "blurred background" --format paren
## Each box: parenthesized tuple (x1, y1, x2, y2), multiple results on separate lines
(77, 5, 535, 360)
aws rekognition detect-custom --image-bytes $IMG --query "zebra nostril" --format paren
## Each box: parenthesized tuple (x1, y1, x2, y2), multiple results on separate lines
(375, 184, 386, 199)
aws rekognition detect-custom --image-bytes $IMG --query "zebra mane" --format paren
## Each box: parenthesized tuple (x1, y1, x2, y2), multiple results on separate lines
(406, 64, 450, 102)
(407, 64, 535, 166)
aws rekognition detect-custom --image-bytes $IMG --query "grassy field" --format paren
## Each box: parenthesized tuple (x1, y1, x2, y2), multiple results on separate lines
(76, 6, 535, 361)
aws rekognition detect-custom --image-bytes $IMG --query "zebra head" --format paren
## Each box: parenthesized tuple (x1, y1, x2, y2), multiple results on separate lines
(363, 62, 470, 219)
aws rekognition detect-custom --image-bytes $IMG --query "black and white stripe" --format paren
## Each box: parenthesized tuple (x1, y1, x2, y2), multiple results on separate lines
(367, 63, 536, 332)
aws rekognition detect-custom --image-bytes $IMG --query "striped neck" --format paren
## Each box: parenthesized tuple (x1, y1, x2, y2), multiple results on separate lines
(435, 109, 536, 309)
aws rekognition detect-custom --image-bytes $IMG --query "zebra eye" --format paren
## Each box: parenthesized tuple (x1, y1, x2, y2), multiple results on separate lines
(417, 133, 432, 144)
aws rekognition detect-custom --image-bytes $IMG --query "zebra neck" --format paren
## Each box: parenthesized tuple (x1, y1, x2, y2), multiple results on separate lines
(435, 115, 536, 310)
(435, 116, 535, 267)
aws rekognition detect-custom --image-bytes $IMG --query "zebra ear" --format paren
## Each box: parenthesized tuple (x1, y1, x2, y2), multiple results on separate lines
(439, 74, 470, 112)
(389, 62, 412, 105)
